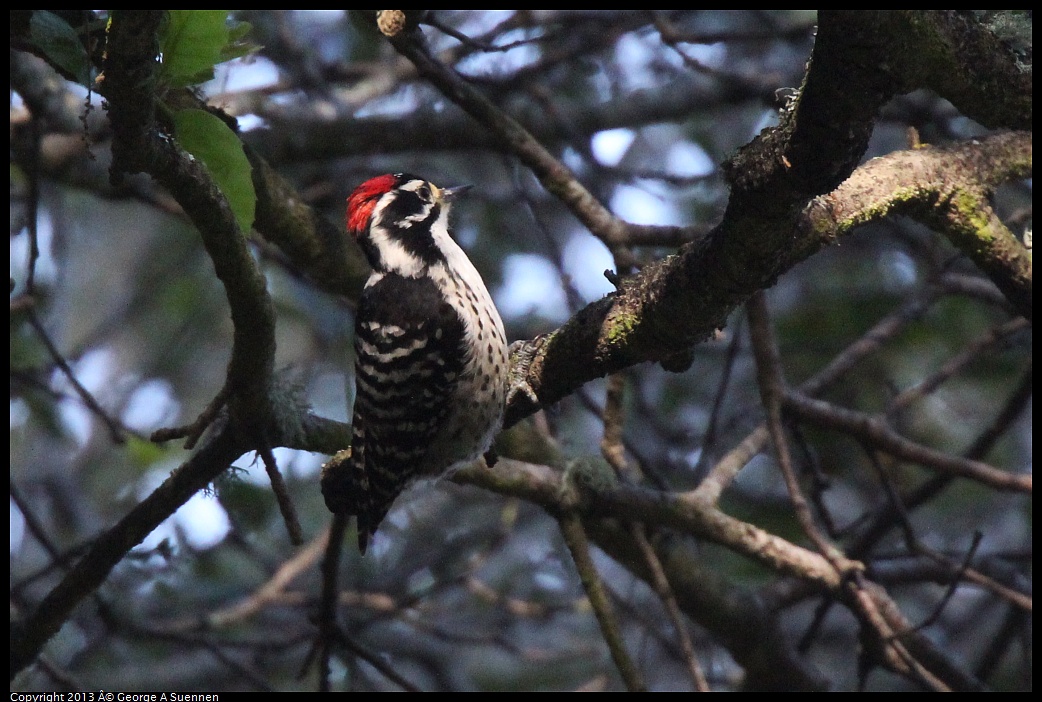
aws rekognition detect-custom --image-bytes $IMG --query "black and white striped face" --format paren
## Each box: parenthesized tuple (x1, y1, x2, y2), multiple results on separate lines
(346, 173, 469, 277)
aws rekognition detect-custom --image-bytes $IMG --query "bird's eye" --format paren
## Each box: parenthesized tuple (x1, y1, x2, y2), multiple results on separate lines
(416, 184, 432, 200)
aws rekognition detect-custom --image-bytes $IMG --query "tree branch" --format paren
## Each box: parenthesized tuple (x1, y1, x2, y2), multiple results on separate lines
(12, 10, 291, 678)
(783, 391, 1031, 493)
(805, 131, 1032, 319)
(10, 425, 247, 679)
(385, 22, 637, 270)
(557, 512, 646, 691)
(104, 11, 278, 441)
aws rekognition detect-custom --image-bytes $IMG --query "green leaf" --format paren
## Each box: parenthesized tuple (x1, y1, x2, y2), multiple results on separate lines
(160, 10, 230, 87)
(126, 435, 171, 471)
(220, 20, 262, 62)
(30, 11, 91, 86)
(172, 109, 256, 235)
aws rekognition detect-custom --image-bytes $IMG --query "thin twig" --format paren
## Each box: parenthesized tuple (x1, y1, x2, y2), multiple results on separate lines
(827, 366, 1034, 615)
(557, 512, 647, 692)
(599, 373, 628, 478)
(317, 513, 348, 692)
(9, 479, 64, 564)
(747, 291, 847, 565)
(259, 445, 304, 545)
(693, 287, 938, 505)
(850, 574, 950, 691)
(887, 317, 1029, 413)
(425, 13, 545, 53)
(690, 318, 743, 479)
(748, 292, 952, 690)
(864, 448, 1031, 613)
(336, 630, 423, 692)
(631, 524, 711, 691)
(205, 527, 329, 629)
(387, 27, 638, 269)
(913, 532, 983, 631)
(151, 384, 230, 449)
(785, 391, 1031, 493)
(26, 311, 125, 444)
(600, 373, 709, 690)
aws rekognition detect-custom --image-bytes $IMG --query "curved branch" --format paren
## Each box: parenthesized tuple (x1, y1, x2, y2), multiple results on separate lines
(806, 131, 1032, 319)
(11, 11, 292, 679)
(103, 11, 278, 437)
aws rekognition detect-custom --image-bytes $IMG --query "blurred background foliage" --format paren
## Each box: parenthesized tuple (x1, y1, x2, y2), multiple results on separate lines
(10, 10, 1031, 691)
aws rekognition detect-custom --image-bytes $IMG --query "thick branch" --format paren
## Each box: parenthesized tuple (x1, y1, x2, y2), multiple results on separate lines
(104, 11, 277, 437)
(503, 131, 1032, 428)
(454, 457, 836, 690)
(245, 145, 369, 298)
(804, 131, 1032, 319)
(881, 11, 1031, 131)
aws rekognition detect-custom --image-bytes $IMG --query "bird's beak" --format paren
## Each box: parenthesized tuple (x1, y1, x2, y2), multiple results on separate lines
(438, 184, 473, 202)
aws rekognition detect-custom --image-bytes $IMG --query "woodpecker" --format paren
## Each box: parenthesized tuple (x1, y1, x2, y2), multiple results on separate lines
(321, 173, 509, 553)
